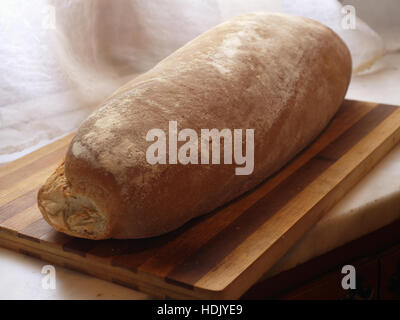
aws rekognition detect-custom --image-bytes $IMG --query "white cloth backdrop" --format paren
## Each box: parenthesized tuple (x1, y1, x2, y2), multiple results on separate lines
(0, 0, 399, 163)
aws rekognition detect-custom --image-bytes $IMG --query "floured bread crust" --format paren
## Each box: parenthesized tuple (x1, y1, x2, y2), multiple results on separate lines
(38, 13, 351, 239)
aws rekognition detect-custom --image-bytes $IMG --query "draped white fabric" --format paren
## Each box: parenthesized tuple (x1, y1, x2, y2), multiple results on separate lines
(0, 0, 398, 163)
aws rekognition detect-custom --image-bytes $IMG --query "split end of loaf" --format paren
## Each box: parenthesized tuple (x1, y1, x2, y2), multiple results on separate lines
(37, 161, 110, 240)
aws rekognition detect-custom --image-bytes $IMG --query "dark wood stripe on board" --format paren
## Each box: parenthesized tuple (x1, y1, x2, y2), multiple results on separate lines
(19, 217, 54, 240)
(95, 227, 182, 271)
(111, 278, 140, 292)
(164, 104, 397, 287)
(39, 228, 71, 244)
(62, 238, 100, 257)
(18, 249, 42, 260)
(17, 232, 41, 243)
(63, 262, 91, 276)
(0, 189, 38, 224)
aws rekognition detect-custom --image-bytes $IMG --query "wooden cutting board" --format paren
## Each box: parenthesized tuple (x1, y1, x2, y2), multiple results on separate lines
(1, 100, 400, 299)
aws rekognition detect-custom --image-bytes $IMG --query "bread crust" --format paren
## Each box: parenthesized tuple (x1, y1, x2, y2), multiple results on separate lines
(38, 13, 351, 239)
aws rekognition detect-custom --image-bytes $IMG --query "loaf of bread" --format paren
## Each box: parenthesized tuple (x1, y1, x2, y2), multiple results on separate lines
(37, 13, 351, 239)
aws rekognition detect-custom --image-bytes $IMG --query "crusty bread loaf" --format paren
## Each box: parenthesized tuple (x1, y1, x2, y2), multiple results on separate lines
(38, 13, 351, 239)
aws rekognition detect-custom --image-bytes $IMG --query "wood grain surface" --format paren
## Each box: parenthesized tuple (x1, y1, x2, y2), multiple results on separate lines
(0, 100, 400, 299)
